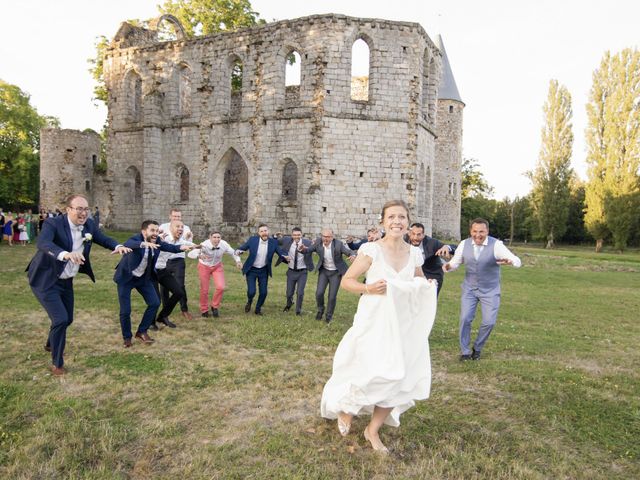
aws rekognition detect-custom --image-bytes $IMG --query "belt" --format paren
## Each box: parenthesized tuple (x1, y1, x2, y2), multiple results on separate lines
(289, 268, 307, 271)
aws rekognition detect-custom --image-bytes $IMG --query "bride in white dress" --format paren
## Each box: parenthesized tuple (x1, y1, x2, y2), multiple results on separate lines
(320, 200, 437, 453)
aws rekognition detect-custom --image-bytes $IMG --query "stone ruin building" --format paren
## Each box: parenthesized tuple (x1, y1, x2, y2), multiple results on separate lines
(39, 13, 464, 240)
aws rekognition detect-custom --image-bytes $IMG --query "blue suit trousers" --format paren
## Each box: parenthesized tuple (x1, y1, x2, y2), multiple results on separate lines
(32, 278, 74, 368)
(117, 277, 161, 339)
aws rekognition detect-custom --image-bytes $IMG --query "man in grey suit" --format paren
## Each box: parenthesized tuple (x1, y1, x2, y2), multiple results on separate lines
(306, 228, 355, 324)
(443, 218, 521, 361)
(276, 227, 314, 315)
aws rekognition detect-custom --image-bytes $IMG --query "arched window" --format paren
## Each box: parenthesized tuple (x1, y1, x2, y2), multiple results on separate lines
(285, 51, 301, 87)
(222, 148, 248, 222)
(230, 56, 243, 117)
(285, 50, 301, 106)
(178, 64, 192, 116)
(351, 38, 370, 101)
(125, 70, 142, 122)
(179, 166, 189, 202)
(282, 159, 298, 201)
(125, 166, 142, 204)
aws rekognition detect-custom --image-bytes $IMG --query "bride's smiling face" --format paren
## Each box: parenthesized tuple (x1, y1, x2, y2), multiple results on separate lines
(382, 205, 409, 238)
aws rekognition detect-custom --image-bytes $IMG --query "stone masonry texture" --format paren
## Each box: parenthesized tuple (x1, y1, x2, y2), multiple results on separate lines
(40, 13, 463, 240)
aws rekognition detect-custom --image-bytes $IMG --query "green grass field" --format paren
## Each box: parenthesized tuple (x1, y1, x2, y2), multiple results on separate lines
(1, 235, 638, 479)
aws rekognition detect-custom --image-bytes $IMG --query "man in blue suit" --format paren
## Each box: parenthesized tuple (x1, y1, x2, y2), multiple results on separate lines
(113, 220, 191, 347)
(235, 224, 288, 315)
(276, 227, 314, 315)
(26, 194, 131, 375)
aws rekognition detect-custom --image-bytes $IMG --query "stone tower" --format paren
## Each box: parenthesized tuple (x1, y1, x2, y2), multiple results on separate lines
(39, 128, 101, 209)
(433, 35, 464, 240)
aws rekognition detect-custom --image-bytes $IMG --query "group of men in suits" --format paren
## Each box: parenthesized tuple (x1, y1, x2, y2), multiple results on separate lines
(27, 194, 520, 376)
(234, 225, 355, 324)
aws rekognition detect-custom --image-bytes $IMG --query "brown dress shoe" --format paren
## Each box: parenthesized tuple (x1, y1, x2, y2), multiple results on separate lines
(182, 311, 193, 321)
(44, 344, 52, 352)
(135, 332, 155, 344)
(123, 338, 132, 348)
(50, 365, 66, 376)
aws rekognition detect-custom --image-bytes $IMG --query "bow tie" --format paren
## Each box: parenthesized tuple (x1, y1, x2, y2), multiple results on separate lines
(212, 247, 220, 250)
(71, 225, 83, 232)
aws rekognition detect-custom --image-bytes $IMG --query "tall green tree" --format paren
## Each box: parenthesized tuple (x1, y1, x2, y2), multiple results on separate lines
(584, 49, 640, 252)
(0, 80, 58, 208)
(461, 157, 493, 199)
(529, 79, 574, 248)
(89, 0, 263, 105)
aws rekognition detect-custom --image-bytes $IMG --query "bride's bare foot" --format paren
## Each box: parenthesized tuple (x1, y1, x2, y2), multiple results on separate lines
(364, 426, 389, 454)
(337, 412, 352, 437)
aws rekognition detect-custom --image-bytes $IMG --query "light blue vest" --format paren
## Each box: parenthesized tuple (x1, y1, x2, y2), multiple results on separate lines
(462, 236, 501, 296)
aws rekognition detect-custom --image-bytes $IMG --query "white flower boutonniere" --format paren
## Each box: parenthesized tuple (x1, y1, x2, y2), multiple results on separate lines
(83, 233, 93, 243)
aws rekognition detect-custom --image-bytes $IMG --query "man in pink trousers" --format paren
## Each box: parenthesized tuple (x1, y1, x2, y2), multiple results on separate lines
(188, 231, 241, 318)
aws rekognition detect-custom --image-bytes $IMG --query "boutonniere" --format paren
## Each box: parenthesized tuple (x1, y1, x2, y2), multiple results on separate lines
(83, 233, 93, 243)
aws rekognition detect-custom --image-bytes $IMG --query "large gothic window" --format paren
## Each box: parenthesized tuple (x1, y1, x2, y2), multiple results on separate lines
(351, 38, 370, 101)
(125, 70, 142, 122)
(282, 159, 298, 201)
(222, 149, 248, 222)
(124, 166, 142, 204)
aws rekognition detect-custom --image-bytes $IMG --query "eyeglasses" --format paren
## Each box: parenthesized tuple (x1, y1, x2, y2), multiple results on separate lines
(69, 207, 91, 213)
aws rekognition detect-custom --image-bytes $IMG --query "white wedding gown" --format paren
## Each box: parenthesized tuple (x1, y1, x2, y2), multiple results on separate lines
(320, 241, 437, 427)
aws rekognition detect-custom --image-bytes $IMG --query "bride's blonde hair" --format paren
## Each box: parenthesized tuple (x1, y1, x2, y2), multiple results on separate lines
(380, 200, 410, 224)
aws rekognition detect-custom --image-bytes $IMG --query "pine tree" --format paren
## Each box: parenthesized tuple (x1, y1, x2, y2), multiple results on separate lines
(530, 80, 573, 248)
(584, 49, 640, 252)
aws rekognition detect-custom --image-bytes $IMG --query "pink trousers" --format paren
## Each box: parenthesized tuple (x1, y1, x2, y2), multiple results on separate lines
(198, 262, 226, 312)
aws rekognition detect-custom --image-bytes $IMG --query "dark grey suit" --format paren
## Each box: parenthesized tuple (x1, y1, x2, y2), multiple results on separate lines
(277, 236, 314, 314)
(307, 239, 354, 322)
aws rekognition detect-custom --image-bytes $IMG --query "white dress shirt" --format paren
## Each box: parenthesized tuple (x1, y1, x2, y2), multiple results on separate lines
(288, 241, 305, 269)
(322, 244, 337, 271)
(155, 234, 193, 270)
(57, 219, 85, 279)
(445, 237, 522, 271)
(188, 239, 240, 266)
(253, 239, 269, 268)
(132, 247, 151, 277)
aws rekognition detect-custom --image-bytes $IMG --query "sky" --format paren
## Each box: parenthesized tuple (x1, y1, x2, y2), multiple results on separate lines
(1, 0, 638, 199)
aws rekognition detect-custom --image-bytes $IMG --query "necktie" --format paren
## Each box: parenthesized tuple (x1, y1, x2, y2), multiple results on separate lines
(144, 247, 154, 276)
(293, 242, 299, 269)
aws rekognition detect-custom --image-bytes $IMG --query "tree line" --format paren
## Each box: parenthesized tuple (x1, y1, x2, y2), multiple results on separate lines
(462, 48, 640, 252)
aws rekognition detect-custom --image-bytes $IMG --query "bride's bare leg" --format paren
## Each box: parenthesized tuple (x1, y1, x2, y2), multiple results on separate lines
(337, 412, 353, 436)
(364, 406, 393, 452)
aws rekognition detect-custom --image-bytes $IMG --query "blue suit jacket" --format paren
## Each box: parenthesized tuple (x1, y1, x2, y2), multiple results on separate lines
(113, 233, 182, 284)
(276, 236, 314, 270)
(26, 214, 118, 292)
(237, 236, 287, 277)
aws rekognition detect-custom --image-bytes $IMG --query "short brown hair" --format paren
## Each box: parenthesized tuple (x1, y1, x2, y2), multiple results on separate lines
(65, 194, 88, 207)
(469, 217, 489, 229)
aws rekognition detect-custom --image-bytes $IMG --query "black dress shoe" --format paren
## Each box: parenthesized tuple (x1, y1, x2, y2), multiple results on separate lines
(244, 303, 251, 313)
(471, 349, 481, 360)
(296, 311, 302, 316)
(149, 322, 159, 331)
(459, 354, 472, 361)
(211, 308, 219, 318)
(315, 311, 323, 321)
(201, 311, 210, 318)
(254, 309, 263, 316)
(159, 317, 177, 328)
(283, 304, 291, 312)
(325, 317, 332, 324)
